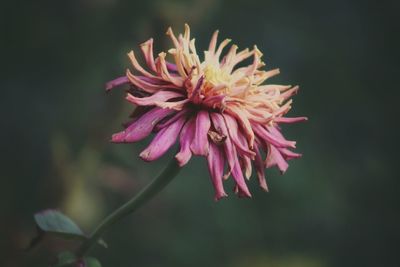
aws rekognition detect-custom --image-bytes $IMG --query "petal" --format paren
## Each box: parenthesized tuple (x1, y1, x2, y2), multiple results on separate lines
(175, 117, 195, 167)
(231, 160, 252, 198)
(166, 62, 178, 72)
(274, 117, 308, 124)
(208, 30, 219, 55)
(155, 108, 188, 131)
(106, 76, 129, 91)
(226, 106, 255, 148)
(207, 142, 228, 201)
(253, 123, 296, 148)
(241, 155, 252, 180)
(210, 113, 237, 173)
(278, 148, 302, 160)
(254, 143, 268, 191)
(157, 52, 184, 87)
(266, 144, 289, 173)
(126, 70, 180, 93)
(190, 111, 211, 156)
(112, 107, 174, 143)
(213, 114, 252, 197)
(126, 90, 184, 106)
(223, 114, 256, 159)
(140, 116, 186, 161)
(140, 38, 157, 72)
(127, 51, 158, 79)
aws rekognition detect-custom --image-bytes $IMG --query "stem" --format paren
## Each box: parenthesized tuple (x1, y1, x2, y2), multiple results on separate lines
(77, 158, 180, 257)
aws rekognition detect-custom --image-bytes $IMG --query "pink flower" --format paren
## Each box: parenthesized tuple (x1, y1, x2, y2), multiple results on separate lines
(107, 24, 307, 200)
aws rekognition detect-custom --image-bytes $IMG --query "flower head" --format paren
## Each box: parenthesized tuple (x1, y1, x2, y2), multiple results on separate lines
(107, 24, 307, 200)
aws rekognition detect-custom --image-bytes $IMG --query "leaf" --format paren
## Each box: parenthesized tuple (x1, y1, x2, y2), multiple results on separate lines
(34, 209, 87, 241)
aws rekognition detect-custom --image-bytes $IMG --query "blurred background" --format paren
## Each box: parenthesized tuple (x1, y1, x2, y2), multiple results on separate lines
(1, 0, 399, 266)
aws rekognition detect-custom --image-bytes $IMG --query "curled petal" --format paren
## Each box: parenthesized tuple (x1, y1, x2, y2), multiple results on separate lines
(175, 117, 195, 166)
(106, 76, 129, 91)
(241, 155, 252, 180)
(140, 38, 157, 72)
(127, 51, 158, 78)
(126, 90, 184, 106)
(112, 107, 174, 143)
(207, 142, 228, 201)
(266, 144, 288, 173)
(226, 106, 255, 148)
(223, 114, 255, 158)
(253, 124, 296, 148)
(254, 142, 268, 191)
(190, 111, 211, 156)
(278, 148, 302, 160)
(127, 70, 179, 93)
(274, 117, 308, 124)
(140, 116, 186, 161)
(210, 113, 237, 173)
(155, 108, 188, 131)
(231, 160, 251, 198)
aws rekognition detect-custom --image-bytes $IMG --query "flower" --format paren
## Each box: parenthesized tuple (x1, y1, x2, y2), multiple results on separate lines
(107, 24, 307, 200)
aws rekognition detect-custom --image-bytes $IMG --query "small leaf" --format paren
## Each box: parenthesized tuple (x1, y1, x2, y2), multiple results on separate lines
(34, 209, 87, 240)
(83, 257, 102, 267)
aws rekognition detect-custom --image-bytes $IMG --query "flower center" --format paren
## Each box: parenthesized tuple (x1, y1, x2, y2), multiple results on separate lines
(204, 65, 231, 85)
(201, 65, 232, 98)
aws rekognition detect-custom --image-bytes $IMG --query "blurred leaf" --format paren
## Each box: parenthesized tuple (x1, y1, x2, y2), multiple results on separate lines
(34, 209, 86, 240)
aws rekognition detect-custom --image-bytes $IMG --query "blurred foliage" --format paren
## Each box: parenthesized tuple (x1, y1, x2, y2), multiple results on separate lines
(1, 0, 399, 266)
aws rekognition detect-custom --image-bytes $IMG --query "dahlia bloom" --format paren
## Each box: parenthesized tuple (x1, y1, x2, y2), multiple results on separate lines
(107, 24, 306, 200)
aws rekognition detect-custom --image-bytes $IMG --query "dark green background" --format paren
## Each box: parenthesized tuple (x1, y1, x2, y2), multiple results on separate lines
(1, 0, 399, 266)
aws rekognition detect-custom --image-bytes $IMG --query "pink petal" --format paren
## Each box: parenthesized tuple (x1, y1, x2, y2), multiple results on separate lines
(231, 158, 252, 198)
(223, 114, 256, 158)
(190, 111, 211, 156)
(226, 106, 255, 148)
(155, 108, 188, 131)
(106, 76, 129, 91)
(254, 143, 268, 191)
(166, 62, 178, 72)
(207, 142, 228, 201)
(241, 155, 252, 180)
(211, 113, 251, 197)
(140, 38, 157, 72)
(274, 117, 308, 124)
(266, 144, 289, 174)
(127, 51, 158, 79)
(253, 123, 296, 148)
(278, 148, 302, 160)
(112, 107, 174, 143)
(126, 90, 184, 106)
(189, 76, 204, 104)
(126, 70, 180, 93)
(175, 117, 195, 167)
(140, 116, 186, 161)
(210, 113, 237, 173)
(280, 85, 299, 100)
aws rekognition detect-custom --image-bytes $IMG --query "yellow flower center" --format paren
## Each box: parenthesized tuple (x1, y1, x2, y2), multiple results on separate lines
(204, 65, 231, 85)
(202, 65, 232, 97)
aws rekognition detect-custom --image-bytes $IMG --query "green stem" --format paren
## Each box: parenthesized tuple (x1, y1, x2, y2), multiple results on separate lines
(77, 158, 180, 257)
